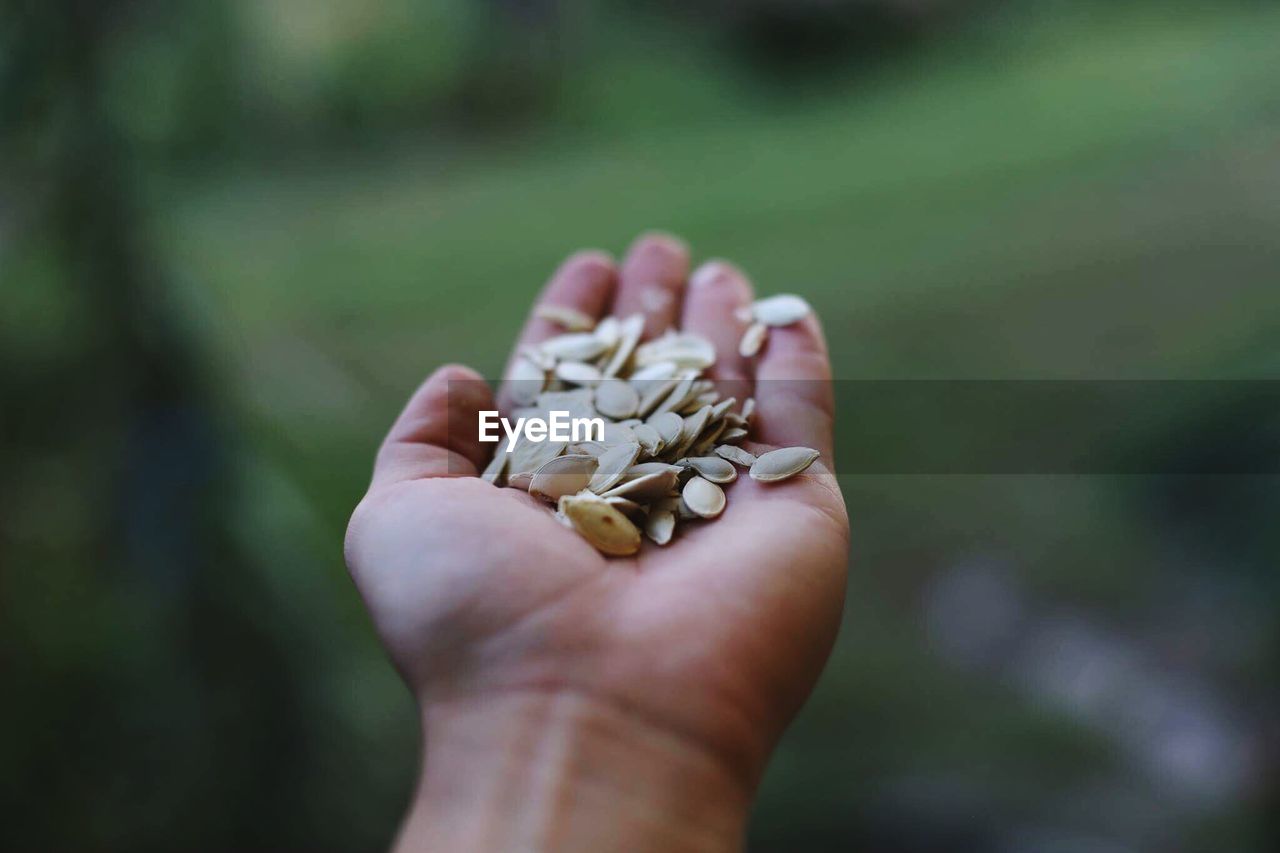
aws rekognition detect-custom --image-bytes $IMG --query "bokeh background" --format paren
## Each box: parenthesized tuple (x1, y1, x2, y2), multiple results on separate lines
(4, 0, 1278, 849)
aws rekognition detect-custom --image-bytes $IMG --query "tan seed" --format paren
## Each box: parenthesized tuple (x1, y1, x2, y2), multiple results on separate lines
(562, 495, 641, 556)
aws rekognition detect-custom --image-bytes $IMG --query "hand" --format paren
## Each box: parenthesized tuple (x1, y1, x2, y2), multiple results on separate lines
(345, 233, 849, 852)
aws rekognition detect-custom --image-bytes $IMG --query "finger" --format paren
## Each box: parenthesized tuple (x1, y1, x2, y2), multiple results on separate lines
(752, 313, 836, 464)
(612, 231, 690, 340)
(372, 364, 495, 488)
(499, 250, 617, 410)
(681, 259, 755, 389)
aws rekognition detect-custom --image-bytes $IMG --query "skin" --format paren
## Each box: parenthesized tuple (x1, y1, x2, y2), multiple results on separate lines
(345, 233, 850, 852)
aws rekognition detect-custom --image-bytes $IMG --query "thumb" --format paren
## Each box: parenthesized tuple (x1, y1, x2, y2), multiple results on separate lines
(370, 364, 495, 489)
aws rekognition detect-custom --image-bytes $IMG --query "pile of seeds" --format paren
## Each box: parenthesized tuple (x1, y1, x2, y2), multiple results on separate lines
(482, 295, 820, 556)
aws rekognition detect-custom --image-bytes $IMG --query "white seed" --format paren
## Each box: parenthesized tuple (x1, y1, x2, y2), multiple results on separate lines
(634, 333, 716, 370)
(738, 322, 767, 357)
(644, 510, 676, 545)
(710, 397, 737, 419)
(484, 288, 820, 553)
(509, 435, 567, 477)
(604, 495, 644, 517)
(621, 462, 682, 480)
(588, 442, 642, 494)
(636, 378, 678, 418)
(648, 411, 684, 446)
(537, 388, 596, 420)
(602, 467, 679, 501)
(714, 445, 757, 467)
(555, 361, 603, 386)
(594, 315, 621, 347)
(629, 360, 679, 383)
(535, 303, 596, 331)
(749, 446, 820, 482)
(681, 476, 726, 518)
(650, 372, 697, 416)
(669, 404, 713, 459)
(571, 440, 609, 457)
(632, 423, 663, 456)
(602, 313, 644, 377)
(541, 332, 608, 361)
(678, 456, 737, 484)
(508, 357, 546, 406)
(594, 379, 640, 419)
(529, 454, 599, 502)
(480, 448, 509, 484)
(752, 294, 812, 327)
(519, 346, 556, 371)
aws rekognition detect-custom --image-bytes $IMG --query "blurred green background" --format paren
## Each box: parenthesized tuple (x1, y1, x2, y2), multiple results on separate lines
(3, 0, 1278, 849)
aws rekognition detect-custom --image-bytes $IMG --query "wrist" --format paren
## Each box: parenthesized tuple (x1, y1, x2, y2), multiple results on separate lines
(396, 689, 754, 853)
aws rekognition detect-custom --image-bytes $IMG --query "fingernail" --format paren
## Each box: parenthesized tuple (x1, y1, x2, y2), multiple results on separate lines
(691, 260, 728, 288)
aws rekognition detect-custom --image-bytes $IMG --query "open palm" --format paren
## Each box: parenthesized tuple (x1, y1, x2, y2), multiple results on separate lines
(345, 234, 849, 791)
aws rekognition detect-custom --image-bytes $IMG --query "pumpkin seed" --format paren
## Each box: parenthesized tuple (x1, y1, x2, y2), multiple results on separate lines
(588, 442, 641, 494)
(632, 422, 663, 456)
(738, 322, 767, 357)
(644, 509, 676, 545)
(486, 288, 822, 554)
(562, 494, 641, 556)
(749, 446, 820, 482)
(714, 445, 757, 467)
(648, 411, 684, 446)
(752, 294, 812, 327)
(540, 332, 608, 361)
(535, 304, 596, 331)
(594, 379, 640, 419)
(529, 454, 599, 502)
(602, 313, 644, 377)
(681, 476, 726, 518)
(602, 467, 679, 501)
(678, 456, 737, 484)
(555, 361, 603, 385)
(480, 447, 509, 484)
(508, 357, 546, 406)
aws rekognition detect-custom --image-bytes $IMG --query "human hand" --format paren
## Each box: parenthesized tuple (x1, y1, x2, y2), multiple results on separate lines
(345, 233, 849, 852)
